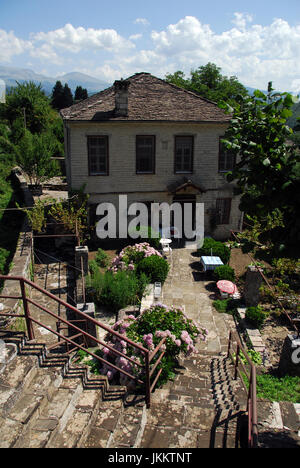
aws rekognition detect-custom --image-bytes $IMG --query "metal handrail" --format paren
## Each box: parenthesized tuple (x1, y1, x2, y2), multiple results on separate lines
(227, 330, 258, 448)
(0, 275, 165, 408)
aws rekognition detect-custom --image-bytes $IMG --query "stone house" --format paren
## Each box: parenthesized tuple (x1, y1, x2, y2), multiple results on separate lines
(60, 72, 242, 240)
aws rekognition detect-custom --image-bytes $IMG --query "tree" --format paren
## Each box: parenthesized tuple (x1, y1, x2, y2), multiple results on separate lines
(51, 81, 64, 110)
(74, 86, 88, 101)
(220, 83, 300, 254)
(51, 81, 74, 110)
(62, 84, 73, 108)
(166, 63, 248, 106)
(0, 81, 64, 158)
(0, 81, 51, 140)
(16, 129, 60, 187)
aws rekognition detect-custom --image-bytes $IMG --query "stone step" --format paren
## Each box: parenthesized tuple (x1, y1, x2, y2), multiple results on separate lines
(0, 332, 127, 448)
(257, 399, 300, 447)
(0, 354, 39, 418)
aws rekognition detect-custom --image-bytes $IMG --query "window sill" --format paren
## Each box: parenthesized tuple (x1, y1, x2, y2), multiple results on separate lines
(174, 171, 193, 174)
(136, 172, 155, 175)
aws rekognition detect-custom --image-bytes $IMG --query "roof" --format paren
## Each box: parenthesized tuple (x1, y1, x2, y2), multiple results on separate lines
(60, 72, 231, 123)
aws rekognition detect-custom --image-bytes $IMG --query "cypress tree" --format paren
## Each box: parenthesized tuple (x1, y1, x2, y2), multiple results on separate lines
(62, 83, 73, 108)
(51, 81, 64, 110)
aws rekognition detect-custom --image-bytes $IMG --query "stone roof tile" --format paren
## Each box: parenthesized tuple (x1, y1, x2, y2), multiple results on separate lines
(60, 72, 230, 123)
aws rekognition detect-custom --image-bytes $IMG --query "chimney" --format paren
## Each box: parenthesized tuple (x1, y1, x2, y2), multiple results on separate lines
(114, 79, 130, 117)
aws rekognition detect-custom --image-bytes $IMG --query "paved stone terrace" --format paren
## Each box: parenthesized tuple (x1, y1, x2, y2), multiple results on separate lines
(162, 247, 236, 354)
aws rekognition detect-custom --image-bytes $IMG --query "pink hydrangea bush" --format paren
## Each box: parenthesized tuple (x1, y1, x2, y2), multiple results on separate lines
(97, 304, 208, 387)
(110, 242, 162, 274)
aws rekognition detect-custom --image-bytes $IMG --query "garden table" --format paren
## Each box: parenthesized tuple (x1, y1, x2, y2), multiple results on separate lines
(200, 256, 223, 272)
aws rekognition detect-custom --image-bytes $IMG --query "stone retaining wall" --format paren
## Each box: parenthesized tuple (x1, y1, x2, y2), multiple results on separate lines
(0, 169, 33, 326)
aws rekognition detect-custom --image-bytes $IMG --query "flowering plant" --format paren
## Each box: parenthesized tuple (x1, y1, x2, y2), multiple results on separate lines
(110, 242, 162, 274)
(98, 304, 208, 387)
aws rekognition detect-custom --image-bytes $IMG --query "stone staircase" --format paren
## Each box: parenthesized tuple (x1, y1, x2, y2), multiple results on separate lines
(86, 351, 248, 449)
(0, 332, 126, 448)
(1, 333, 299, 448)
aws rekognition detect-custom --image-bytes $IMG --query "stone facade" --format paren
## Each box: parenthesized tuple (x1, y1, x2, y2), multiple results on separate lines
(62, 73, 242, 240)
(64, 121, 241, 239)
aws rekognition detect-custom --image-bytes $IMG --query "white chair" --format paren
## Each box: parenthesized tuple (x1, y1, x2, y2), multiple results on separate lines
(162, 244, 172, 255)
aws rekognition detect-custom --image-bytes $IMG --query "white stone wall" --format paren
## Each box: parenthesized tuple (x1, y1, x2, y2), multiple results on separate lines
(65, 121, 241, 238)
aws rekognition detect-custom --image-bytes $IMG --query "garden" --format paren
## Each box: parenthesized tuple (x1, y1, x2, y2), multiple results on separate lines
(200, 234, 300, 404)
(76, 237, 210, 390)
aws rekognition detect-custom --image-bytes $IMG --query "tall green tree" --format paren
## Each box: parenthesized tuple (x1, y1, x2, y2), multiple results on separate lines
(62, 84, 73, 108)
(0, 81, 51, 140)
(74, 86, 88, 101)
(16, 129, 60, 187)
(219, 83, 300, 254)
(51, 80, 64, 110)
(166, 62, 248, 106)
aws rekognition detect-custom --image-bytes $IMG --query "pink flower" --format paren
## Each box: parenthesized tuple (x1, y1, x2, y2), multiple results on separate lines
(143, 333, 153, 348)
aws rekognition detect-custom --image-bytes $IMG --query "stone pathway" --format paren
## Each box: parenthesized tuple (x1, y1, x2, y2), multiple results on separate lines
(85, 247, 247, 448)
(27, 255, 77, 347)
(162, 247, 236, 354)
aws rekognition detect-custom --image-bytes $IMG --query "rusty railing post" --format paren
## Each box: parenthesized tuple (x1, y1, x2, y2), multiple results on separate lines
(20, 278, 34, 340)
(227, 330, 232, 358)
(234, 343, 240, 380)
(144, 350, 151, 409)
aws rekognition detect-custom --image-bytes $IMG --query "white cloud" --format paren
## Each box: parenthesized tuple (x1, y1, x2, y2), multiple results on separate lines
(149, 14, 300, 90)
(129, 34, 142, 41)
(2, 14, 300, 93)
(32, 23, 135, 53)
(30, 43, 63, 65)
(231, 12, 253, 30)
(134, 18, 150, 26)
(0, 29, 32, 62)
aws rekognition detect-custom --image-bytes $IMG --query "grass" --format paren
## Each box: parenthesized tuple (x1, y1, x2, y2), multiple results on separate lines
(256, 373, 300, 403)
(212, 298, 237, 315)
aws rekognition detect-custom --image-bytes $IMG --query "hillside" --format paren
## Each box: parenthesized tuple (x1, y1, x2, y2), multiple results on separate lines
(0, 66, 110, 96)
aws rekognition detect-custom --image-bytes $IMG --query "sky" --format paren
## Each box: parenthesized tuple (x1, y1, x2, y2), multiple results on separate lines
(1, 0, 300, 92)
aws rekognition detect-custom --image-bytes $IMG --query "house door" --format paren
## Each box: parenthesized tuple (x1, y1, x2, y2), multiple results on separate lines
(172, 194, 196, 239)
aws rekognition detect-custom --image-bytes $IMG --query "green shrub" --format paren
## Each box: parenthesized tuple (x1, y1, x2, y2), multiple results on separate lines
(213, 298, 236, 315)
(245, 306, 268, 329)
(110, 243, 162, 273)
(213, 265, 235, 282)
(233, 349, 263, 366)
(198, 238, 231, 264)
(129, 226, 161, 250)
(88, 259, 99, 275)
(95, 248, 109, 268)
(99, 304, 208, 386)
(0, 247, 10, 274)
(86, 269, 148, 312)
(137, 254, 169, 283)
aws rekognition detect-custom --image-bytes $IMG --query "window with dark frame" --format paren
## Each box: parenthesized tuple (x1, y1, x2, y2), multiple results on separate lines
(174, 136, 193, 173)
(216, 198, 232, 225)
(136, 136, 155, 174)
(219, 138, 236, 172)
(87, 136, 109, 175)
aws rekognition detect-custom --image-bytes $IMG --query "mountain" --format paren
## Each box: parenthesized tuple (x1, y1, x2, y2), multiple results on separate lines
(0, 66, 110, 96)
(55, 72, 109, 95)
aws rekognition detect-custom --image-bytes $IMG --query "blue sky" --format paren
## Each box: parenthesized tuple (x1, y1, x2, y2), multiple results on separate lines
(1, 0, 300, 91)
